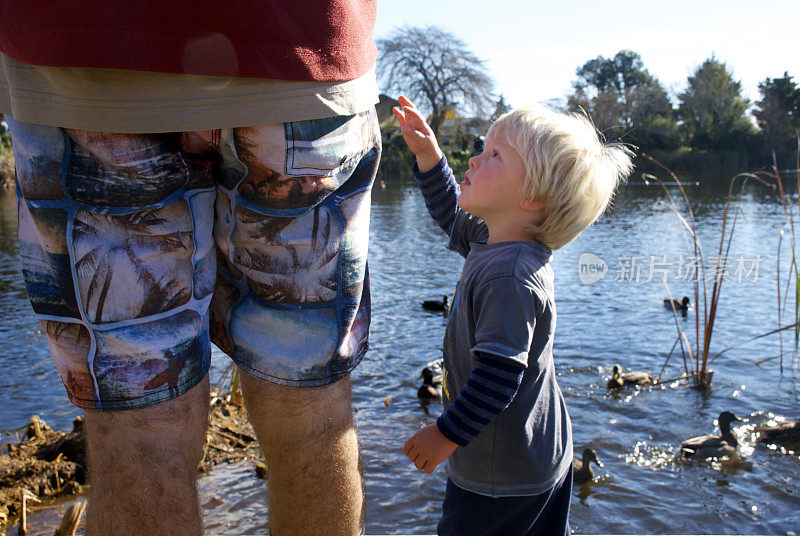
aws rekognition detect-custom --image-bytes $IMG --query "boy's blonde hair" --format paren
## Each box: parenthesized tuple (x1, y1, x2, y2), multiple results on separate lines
(490, 106, 633, 250)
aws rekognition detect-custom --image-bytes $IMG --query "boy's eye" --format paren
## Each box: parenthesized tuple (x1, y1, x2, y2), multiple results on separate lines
(492, 150, 499, 158)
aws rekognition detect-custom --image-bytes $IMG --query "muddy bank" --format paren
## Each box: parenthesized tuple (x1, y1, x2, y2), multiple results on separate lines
(0, 416, 84, 532)
(0, 391, 262, 533)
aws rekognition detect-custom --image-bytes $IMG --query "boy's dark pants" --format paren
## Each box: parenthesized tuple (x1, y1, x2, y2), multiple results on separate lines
(437, 465, 572, 536)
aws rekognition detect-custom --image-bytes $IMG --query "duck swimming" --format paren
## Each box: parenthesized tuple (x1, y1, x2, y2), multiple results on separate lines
(664, 296, 691, 311)
(607, 364, 654, 389)
(757, 418, 800, 449)
(680, 411, 740, 459)
(418, 359, 443, 400)
(573, 448, 603, 483)
(422, 295, 449, 314)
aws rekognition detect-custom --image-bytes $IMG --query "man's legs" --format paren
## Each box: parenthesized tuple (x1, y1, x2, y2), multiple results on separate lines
(9, 118, 219, 535)
(240, 374, 362, 536)
(203, 111, 379, 535)
(84, 375, 210, 536)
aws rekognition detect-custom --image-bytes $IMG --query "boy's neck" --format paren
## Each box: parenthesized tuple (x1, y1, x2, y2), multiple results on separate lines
(482, 209, 542, 244)
(485, 219, 534, 244)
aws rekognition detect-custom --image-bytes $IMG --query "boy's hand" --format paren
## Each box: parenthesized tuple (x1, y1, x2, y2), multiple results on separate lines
(403, 423, 458, 474)
(392, 95, 444, 173)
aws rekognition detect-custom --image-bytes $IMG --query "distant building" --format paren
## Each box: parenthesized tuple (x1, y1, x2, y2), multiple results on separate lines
(376, 94, 401, 131)
(376, 94, 488, 147)
(437, 113, 488, 139)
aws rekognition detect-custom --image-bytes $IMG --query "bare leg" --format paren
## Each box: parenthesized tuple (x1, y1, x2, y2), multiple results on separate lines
(84, 375, 210, 536)
(240, 373, 362, 536)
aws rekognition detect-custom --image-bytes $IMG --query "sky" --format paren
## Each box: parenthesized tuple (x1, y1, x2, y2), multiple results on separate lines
(374, 0, 800, 111)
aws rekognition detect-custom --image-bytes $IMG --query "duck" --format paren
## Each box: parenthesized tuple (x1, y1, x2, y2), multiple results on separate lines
(680, 411, 740, 459)
(418, 359, 443, 400)
(757, 418, 800, 449)
(572, 448, 603, 483)
(606, 364, 654, 389)
(422, 295, 449, 314)
(664, 296, 691, 311)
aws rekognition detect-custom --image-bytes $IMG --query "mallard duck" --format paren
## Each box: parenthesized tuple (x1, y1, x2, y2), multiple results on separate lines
(572, 448, 603, 483)
(757, 418, 800, 449)
(418, 359, 443, 400)
(664, 296, 691, 311)
(607, 364, 654, 389)
(680, 411, 740, 459)
(422, 295, 449, 313)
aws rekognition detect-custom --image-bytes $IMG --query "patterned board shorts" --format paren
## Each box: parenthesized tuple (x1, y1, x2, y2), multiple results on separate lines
(10, 110, 380, 411)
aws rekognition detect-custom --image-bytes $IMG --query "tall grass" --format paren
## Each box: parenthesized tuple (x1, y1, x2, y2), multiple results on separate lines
(708, 137, 800, 371)
(767, 134, 800, 371)
(643, 155, 771, 388)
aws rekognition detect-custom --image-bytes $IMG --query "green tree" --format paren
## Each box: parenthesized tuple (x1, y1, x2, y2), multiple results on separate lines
(377, 26, 495, 136)
(754, 72, 800, 162)
(678, 57, 754, 151)
(574, 50, 653, 94)
(567, 50, 679, 150)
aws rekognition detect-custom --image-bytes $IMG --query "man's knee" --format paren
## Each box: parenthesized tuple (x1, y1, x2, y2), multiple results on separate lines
(82, 376, 209, 536)
(240, 373, 355, 453)
(85, 374, 210, 473)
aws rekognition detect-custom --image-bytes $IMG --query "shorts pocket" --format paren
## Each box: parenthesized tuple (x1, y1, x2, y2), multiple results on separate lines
(284, 112, 372, 184)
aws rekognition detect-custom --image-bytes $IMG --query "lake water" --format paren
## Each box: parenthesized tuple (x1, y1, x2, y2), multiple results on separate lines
(2, 171, 799, 535)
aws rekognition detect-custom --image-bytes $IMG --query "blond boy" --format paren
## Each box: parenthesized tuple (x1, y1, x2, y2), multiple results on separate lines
(394, 95, 632, 535)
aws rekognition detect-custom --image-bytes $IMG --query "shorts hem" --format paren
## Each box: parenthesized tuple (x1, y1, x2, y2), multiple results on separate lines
(232, 354, 364, 389)
(67, 370, 210, 412)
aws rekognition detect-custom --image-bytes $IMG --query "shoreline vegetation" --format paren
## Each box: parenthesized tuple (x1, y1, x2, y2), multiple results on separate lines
(373, 95, 799, 183)
(0, 127, 12, 190)
(0, 389, 262, 534)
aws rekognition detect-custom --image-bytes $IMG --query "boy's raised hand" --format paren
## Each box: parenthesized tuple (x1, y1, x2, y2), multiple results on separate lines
(403, 423, 458, 474)
(392, 95, 444, 173)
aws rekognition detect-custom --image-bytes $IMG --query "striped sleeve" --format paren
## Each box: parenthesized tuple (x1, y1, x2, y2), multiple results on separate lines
(412, 156, 460, 236)
(436, 352, 525, 447)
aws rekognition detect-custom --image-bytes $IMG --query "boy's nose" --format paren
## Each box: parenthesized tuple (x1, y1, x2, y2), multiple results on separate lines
(468, 155, 477, 169)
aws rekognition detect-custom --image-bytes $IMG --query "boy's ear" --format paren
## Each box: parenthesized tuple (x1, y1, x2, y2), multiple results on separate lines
(520, 199, 546, 212)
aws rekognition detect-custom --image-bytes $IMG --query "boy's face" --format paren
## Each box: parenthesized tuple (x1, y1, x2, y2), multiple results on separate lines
(458, 128, 527, 222)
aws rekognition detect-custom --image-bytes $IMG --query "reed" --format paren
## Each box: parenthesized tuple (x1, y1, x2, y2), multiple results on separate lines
(642, 154, 772, 388)
(707, 136, 800, 371)
(769, 134, 800, 371)
(696, 139, 800, 373)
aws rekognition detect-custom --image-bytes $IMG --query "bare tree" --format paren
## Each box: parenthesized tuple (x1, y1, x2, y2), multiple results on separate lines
(377, 26, 495, 136)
